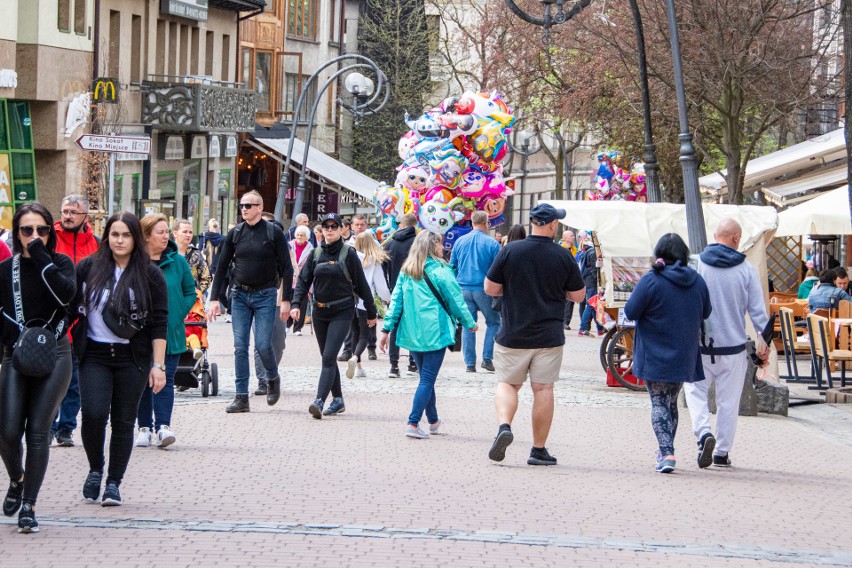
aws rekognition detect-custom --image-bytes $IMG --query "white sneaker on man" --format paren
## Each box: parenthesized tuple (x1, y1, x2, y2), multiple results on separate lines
(135, 427, 152, 448)
(156, 426, 176, 449)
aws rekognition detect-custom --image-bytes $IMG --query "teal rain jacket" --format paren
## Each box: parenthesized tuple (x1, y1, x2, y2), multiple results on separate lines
(159, 240, 197, 355)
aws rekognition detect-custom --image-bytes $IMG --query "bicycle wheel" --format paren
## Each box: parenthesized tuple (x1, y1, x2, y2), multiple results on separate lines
(599, 327, 617, 372)
(607, 326, 644, 391)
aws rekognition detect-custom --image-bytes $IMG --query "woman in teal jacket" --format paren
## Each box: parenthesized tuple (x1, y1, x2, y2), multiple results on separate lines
(379, 231, 477, 439)
(135, 214, 195, 450)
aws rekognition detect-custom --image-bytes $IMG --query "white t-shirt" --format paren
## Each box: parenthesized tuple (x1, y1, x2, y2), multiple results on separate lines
(86, 266, 130, 344)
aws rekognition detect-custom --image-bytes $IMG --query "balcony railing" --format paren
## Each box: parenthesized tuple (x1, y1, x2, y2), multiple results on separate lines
(141, 77, 258, 132)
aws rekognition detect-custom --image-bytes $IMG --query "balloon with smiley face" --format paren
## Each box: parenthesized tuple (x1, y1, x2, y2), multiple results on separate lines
(418, 193, 465, 235)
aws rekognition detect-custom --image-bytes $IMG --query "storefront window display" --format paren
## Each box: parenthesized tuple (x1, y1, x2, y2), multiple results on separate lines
(0, 100, 37, 230)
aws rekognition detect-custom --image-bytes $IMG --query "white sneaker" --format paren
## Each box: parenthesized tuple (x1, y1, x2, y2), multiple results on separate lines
(192, 348, 204, 360)
(355, 368, 366, 378)
(293, 331, 302, 336)
(346, 356, 357, 379)
(405, 425, 429, 439)
(135, 428, 152, 448)
(156, 426, 176, 449)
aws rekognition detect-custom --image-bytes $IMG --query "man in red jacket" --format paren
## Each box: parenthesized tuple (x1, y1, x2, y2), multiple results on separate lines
(51, 195, 99, 447)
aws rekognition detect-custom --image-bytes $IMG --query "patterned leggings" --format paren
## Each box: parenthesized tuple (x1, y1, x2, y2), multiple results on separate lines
(646, 381, 683, 456)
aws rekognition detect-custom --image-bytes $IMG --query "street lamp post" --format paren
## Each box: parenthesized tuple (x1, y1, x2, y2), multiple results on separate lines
(510, 129, 542, 225)
(273, 55, 390, 227)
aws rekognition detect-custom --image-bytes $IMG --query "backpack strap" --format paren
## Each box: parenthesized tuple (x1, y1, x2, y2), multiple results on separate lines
(230, 222, 246, 246)
(313, 243, 352, 284)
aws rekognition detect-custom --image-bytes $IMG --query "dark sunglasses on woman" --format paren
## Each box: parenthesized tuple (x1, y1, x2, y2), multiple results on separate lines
(20, 225, 51, 238)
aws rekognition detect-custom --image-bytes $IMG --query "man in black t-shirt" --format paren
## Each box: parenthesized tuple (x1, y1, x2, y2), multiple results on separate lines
(484, 203, 586, 466)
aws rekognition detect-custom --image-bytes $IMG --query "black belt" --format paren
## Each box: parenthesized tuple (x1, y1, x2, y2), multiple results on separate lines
(232, 281, 277, 293)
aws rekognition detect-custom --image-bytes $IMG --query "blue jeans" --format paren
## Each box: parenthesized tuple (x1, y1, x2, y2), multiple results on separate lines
(408, 349, 446, 426)
(52, 353, 81, 434)
(231, 287, 279, 394)
(137, 353, 180, 430)
(579, 289, 604, 333)
(461, 289, 501, 367)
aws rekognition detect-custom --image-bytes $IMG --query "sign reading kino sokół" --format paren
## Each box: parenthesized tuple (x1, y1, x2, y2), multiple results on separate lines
(76, 135, 152, 154)
(160, 0, 208, 21)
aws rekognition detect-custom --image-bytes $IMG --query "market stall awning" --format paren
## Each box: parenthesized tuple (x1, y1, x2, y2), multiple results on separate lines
(775, 186, 852, 236)
(250, 137, 378, 201)
(760, 164, 847, 207)
(699, 128, 846, 195)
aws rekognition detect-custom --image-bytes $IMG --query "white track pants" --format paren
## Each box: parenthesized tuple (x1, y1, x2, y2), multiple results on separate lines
(683, 353, 748, 456)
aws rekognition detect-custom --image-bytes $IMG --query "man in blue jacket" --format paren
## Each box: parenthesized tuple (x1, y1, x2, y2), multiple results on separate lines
(683, 219, 769, 469)
(450, 211, 501, 372)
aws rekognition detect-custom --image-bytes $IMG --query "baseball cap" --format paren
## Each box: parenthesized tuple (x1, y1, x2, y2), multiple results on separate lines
(530, 203, 567, 225)
(320, 213, 343, 226)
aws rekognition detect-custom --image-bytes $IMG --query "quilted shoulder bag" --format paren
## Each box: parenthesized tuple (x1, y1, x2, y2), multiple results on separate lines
(10, 255, 64, 378)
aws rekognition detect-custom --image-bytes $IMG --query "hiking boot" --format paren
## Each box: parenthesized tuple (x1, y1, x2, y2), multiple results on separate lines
(309, 398, 324, 419)
(388, 366, 401, 378)
(368, 348, 378, 360)
(488, 427, 514, 462)
(528, 447, 557, 466)
(337, 351, 353, 362)
(405, 425, 429, 439)
(697, 432, 716, 469)
(17, 503, 37, 533)
(82, 470, 102, 502)
(481, 360, 495, 372)
(266, 377, 281, 406)
(56, 430, 75, 447)
(713, 453, 731, 467)
(254, 381, 268, 396)
(101, 482, 121, 506)
(155, 426, 176, 449)
(323, 397, 345, 416)
(407, 361, 418, 374)
(135, 427, 152, 448)
(226, 395, 250, 413)
(3, 478, 23, 516)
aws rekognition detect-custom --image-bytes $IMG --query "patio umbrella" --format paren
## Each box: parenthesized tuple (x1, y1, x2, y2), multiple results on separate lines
(775, 186, 852, 236)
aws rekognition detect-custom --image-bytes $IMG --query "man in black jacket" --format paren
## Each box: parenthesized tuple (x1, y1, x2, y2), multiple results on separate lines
(384, 214, 418, 377)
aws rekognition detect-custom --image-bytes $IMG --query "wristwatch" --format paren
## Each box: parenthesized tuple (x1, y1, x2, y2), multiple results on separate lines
(153, 362, 166, 371)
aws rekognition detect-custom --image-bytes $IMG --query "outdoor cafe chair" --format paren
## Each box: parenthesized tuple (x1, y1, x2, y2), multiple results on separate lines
(806, 313, 852, 390)
(779, 306, 813, 383)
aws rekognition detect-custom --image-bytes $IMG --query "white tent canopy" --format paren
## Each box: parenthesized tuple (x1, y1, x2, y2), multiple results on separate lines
(775, 185, 852, 236)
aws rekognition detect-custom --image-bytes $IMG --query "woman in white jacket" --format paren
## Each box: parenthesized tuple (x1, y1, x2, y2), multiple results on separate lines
(348, 231, 391, 377)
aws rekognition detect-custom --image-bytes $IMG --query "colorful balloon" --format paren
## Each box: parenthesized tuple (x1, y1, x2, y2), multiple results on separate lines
(418, 193, 465, 235)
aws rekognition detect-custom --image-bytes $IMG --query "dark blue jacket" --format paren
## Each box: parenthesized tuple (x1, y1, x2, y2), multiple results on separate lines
(624, 261, 712, 383)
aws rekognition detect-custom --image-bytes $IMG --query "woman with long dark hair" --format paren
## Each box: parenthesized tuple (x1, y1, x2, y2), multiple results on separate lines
(75, 212, 168, 506)
(624, 233, 711, 474)
(0, 203, 76, 533)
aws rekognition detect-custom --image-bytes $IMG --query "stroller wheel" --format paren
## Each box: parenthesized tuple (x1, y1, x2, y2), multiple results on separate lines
(201, 371, 210, 397)
(211, 363, 219, 397)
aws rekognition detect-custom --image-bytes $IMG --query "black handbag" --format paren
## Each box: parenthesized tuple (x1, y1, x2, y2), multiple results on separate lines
(10, 255, 64, 378)
(102, 276, 143, 340)
(423, 272, 463, 353)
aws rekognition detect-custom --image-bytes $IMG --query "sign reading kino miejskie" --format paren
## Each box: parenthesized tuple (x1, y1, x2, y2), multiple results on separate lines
(160, 0, 208, 21)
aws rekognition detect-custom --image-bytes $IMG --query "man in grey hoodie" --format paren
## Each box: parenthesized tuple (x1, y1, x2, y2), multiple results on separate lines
(683, 219, 769, 469)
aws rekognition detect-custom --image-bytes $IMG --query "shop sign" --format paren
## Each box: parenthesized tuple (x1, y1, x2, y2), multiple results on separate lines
(190, 135, 207, 159)
(311, 185, 339, 220)
(92, 77, 119, 104)
(160, 135, 186, 161)
(0, 69, 17, 89)
(224, 135, 238, 158)
(208, 135, 221, 158)
(116, 153, 149, 162)
(160, 0, 208, 21)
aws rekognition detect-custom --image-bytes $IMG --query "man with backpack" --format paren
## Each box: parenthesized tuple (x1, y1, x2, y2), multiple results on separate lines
(208, 190, 294, 413)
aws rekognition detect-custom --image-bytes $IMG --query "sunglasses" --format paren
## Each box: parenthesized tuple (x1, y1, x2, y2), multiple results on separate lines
(322, 224, 340, 230)
(239, 203, 259, 210)
(20, 225, 51, 238)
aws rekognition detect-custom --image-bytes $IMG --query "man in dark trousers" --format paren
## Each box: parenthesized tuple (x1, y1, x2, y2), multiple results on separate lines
(208, 190, 294, 413)
(51, 194, 99, 447)
(286, 213, 318, 247)
(384, 213, 418, 377)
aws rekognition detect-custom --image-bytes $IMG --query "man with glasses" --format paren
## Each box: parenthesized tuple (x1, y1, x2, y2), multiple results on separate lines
(51, 195, 99, 447)
(208, 190, 293, 413)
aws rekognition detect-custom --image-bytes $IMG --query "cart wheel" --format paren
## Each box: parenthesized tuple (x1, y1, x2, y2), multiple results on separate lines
(201, 371, 210, 398)
(607, 326, 644, 391)
(599, 327, 617, 372)
(211, 363, 219, 397)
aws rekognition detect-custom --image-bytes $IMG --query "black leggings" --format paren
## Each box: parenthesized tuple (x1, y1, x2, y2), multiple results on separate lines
(79, 342, 148, 485)
(313, 309, 353, 402)
(351, 309, 372, 363)
(0, 338, 73, 505)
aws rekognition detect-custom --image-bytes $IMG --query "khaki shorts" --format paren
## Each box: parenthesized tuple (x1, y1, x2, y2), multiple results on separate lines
(494, 344, 563, 385)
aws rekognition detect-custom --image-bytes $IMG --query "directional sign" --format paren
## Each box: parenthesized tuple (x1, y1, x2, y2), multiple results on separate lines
(75, 134, 151, 154)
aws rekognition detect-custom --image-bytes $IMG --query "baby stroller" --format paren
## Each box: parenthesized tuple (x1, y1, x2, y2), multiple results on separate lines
(174, 298, 219, 397)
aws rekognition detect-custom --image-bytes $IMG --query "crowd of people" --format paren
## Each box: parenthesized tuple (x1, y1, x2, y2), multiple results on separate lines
(0, 191, 796, 535)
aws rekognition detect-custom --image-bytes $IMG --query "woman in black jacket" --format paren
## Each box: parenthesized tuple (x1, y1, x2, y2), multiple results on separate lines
(290, 213, 377, 419)
(0, 203, 76, 533)
(74, 212, 168, 507)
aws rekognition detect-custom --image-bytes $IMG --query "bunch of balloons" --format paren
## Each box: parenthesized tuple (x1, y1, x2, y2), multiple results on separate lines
(588, 150, 648, 202)
(372, 91, 515, 249)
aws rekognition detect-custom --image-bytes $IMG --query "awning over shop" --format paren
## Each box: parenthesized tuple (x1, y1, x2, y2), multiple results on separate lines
(249, 137, 379, 201)
(775, 186, 852, 237)
(699, 128, 847, 197)
(760, 164, 847, 207)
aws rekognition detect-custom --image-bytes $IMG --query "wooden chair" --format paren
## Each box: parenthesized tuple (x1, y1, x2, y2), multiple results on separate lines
(769, 301, 797, 351)
(779, 307, 813, 383)
(806, 313, 852, 390)
(770, 292, 797, 304)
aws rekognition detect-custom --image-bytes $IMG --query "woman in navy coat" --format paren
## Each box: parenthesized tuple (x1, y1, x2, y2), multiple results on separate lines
(624, 234, 711, 474)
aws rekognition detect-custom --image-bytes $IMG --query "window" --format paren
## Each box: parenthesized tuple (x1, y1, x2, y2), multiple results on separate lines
(74, 0, 86, 35)
(241, 48, 252, 88)
(287, 0, 318, 40)
(0, 100, 38, 227)
(255, 52, 272, 112)
(108, 11, 120, 78)
(426, 15, 440, 54)
(282, 74, 317, 123)
(131, 15, 142, 82)
(58, 0, 71, 32)
(169, 22, 178, 75)
(264, 0, 276, 12)
(328, 0, 341, 45)
(222, 34, 231, 82)
(205, 32, 215, 76)
(155, 20, 166, 75)
(155, 171, 177, 199)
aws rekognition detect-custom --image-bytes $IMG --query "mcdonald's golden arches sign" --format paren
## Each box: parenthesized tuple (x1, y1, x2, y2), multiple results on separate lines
(92, 77, 118, 104)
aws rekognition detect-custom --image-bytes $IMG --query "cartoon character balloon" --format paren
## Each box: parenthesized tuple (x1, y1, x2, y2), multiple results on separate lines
(419, 193, 465, 235)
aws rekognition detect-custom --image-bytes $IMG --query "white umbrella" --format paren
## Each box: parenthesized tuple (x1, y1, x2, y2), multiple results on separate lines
(775, 186, 852, 236)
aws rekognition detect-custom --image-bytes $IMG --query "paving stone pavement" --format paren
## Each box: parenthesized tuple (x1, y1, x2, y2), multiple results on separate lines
(2, 318, 851, 567)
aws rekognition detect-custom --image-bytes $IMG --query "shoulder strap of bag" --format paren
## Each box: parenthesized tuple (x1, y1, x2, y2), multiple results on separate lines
(423, 271, 454, 321)
(11, 254, 65, 339)
(313, 244, 352, 284)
